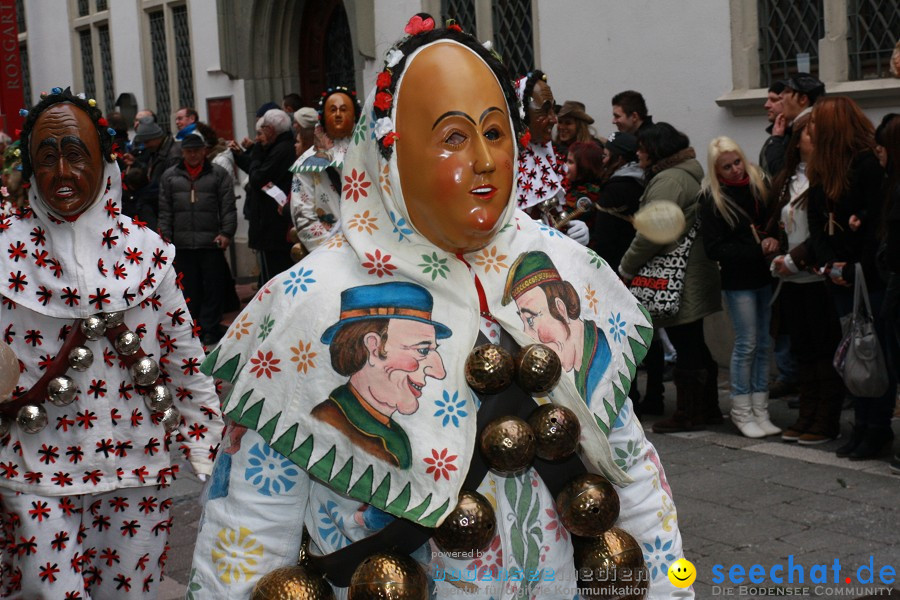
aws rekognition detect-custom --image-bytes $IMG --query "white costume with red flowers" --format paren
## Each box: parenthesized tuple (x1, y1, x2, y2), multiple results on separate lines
(0, 162, 223, 599)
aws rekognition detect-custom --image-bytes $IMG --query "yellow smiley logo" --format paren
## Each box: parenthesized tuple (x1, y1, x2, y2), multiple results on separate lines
(668, 558, 697, 588)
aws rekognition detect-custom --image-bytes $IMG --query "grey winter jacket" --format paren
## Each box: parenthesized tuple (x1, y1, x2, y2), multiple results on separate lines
(158, 161, 237, 249)
(619, 150, 721, 328)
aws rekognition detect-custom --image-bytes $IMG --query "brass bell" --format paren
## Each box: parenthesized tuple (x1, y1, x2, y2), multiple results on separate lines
(68, 346, 94, 371)
(80, 315, 107, 340)
(515, 344, 562, 394)
(103, 311, 125, 328)
(131, 357, 160, 386)
(115, 330, 141, 356)
(288, 227, 300, 243)
(556, 473, 620, 538)
(465, 344, 514, 395)
(17, 404, 48, 434)
(479, 416, 535, 474)
(575, 527, 649, 600)
(47, 375, 78, 406)
(144, 384, 174, 412)
(158, 405, 181, 433)
(348, 552, 428, 600)
(250, 565, 335, 600)
(0, 414, 11, 437)
(433, 490, 496, 554)
(528, 404, 580, 461)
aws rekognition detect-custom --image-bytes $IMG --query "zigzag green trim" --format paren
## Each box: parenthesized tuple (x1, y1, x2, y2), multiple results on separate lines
(330, 457, 354, 494)
(200, 346, 221, 376)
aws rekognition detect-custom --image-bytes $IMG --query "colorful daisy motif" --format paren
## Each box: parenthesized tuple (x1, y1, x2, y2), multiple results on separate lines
(433, 390, 468, 428)
(283, 267, 316, 297)
(474, 245, 508, 274)
(249, 350, 281, 379)
(342, 169, 372, 202)
(467, 535, 503, 579)
(643, 536, 676, 580)
(347, 210, 378, 235)
(584, 284, 599, 314)
(211, 526, 264, 584)
(361, 249, 397, 278)
(244, 442, 299, 496)
(608, 312, 627, 343)
(289, 340, 317, 374)
(423, 448, 458, 481)
(227, 313, 252, 340)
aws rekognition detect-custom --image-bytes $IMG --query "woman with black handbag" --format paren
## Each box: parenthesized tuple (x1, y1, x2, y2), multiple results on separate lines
(805, 97, 894, 461)
(619, 123, 722, 433)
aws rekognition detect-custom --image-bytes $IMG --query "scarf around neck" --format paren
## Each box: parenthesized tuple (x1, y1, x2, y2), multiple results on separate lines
(202, 41, 651, 527)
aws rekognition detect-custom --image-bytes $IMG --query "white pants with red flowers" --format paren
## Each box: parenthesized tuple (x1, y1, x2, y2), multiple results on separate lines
(0, 487, 172, 599)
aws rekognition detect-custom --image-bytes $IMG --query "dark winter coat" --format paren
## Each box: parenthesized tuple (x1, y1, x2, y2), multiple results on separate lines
(243, 130, 295, 252)
(592, 164, 644, 271)
(700, 182, 773, 290)
(806, 151, 885, 289)
(158, 160, 237, 249)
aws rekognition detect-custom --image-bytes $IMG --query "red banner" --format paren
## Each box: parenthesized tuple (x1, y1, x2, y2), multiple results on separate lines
(0, 0, 25, 134)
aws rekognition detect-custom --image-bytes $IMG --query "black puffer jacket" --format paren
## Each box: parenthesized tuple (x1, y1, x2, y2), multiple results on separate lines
(158, 160, 237, 249)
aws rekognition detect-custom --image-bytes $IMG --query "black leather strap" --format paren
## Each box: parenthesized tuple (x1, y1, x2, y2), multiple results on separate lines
(307, 329, 589, 587)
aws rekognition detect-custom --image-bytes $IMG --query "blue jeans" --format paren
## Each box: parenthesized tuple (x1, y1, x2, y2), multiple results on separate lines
(723, 285, 773, 396)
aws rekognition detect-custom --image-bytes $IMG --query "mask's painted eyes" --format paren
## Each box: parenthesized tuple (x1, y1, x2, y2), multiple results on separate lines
(484, 127, 502, 141)
(444, 131, 466, 147)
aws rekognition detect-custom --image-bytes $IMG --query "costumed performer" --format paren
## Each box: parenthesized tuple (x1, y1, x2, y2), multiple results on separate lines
(289, 87, 361, 252)
(0, 88, 224, 599)
(189, 16, 689, 600)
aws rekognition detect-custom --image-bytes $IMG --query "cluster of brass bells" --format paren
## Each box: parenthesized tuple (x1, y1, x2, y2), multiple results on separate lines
(464, 343, 562, 396)
(8, 312, 181, 436)
(479, 404, 580, 474)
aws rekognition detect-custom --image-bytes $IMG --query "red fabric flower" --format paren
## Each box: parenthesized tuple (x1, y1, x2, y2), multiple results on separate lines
(448, 24, 462, 32)
(374, 92, 393, 112)
(519, 130, 531, 147)
(97, 118, 108, 127)
(376, 71, 392, 90)
(404, 15, 435, 36)
(382, 132, 400, 147)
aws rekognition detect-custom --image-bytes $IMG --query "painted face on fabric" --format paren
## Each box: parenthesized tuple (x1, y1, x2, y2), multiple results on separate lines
(359, 319, 447, 417)
(396, 43, 515, 254)
(514, 286, 577, 371)
(324, 93, 356, 139)
(528, 80, 557, 145)
(30, 103, 104, 217)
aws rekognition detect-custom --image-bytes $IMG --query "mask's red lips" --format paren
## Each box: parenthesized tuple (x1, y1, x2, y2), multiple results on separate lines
(470, 185, 497, 199)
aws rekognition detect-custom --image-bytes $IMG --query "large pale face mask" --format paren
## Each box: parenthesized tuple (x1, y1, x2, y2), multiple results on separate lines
(30, 104, 104, 217)
(396, 43, 515, 254)
(324, 93, 356, 139)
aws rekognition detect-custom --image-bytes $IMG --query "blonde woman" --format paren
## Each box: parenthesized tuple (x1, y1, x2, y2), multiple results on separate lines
(700, 137, 778, 438)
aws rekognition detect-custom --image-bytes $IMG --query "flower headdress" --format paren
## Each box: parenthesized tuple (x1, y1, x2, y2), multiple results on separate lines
(370, 13, 525, 159)
(19, 86, 119, 182)
(317, 85, 362, 130)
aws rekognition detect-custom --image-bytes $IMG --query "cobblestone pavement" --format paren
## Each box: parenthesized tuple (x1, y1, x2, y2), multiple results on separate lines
(161, 374, 900, 599)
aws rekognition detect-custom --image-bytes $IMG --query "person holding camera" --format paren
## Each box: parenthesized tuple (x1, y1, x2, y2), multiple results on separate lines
(159, 130, 237, 346)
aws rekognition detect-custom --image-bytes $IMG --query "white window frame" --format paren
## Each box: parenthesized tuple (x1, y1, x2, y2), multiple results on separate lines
(140, 0, 195, 130)
(718, 0, 900, 115)
(69, 0, 113, 113)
